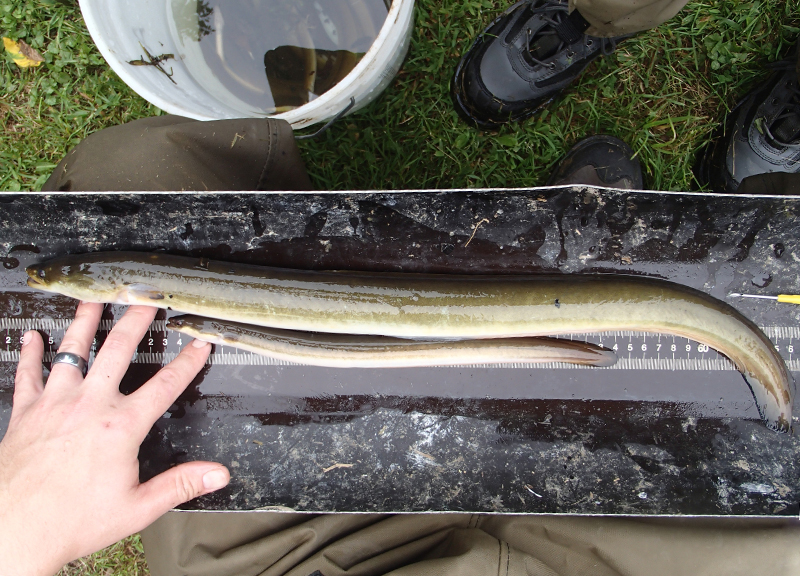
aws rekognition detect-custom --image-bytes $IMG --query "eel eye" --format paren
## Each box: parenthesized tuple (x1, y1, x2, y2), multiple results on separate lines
(37, 269, 46, 278)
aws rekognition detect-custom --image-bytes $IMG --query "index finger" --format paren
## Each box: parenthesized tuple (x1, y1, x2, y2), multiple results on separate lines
(86, 306, 157, 390)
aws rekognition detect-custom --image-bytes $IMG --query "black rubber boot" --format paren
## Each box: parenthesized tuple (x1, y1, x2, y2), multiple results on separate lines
(695, 43, 800, 193)
(451, 0, 628, 129)
(547, 135, 643, 189)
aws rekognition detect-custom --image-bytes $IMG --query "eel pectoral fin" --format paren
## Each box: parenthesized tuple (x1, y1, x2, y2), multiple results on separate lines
(126, 283, 165, 301)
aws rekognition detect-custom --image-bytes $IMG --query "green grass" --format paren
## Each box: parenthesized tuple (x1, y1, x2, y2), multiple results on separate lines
(56, 535, 148, 576)
(0, 0, 162, 191)
(4, 0, 799, 192)
(298, 0, 800, 191)
(0, 1, 798, 191)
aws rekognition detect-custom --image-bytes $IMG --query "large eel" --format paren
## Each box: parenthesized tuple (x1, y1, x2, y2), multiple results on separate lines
(166, 315, 617, 368)
(26, 251, 794, 432)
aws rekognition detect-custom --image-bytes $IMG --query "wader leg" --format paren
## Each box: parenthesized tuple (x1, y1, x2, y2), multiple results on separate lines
(141, 511, 800, 576)
(570, 0, 691, 37)
(42, 116, 312, 192)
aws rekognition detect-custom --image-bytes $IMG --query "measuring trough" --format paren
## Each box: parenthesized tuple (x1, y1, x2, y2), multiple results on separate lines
(0, 188, 798, 515)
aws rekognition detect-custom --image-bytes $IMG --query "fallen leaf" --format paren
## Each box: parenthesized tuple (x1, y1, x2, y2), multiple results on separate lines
(3, 37, 44, 68)
(18, 40, 44, 63)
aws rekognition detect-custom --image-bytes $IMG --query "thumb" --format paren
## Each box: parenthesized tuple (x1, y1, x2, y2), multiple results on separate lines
(134, 462, 230, 525)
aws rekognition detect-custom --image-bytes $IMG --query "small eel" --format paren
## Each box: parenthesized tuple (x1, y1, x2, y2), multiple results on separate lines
(26, 251, 794, 432)
(166, 315, 617, 368)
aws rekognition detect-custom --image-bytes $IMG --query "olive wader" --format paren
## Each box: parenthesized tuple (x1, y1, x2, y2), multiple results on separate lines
(572, 0, 690, 37)
(43, 115, 312, 192)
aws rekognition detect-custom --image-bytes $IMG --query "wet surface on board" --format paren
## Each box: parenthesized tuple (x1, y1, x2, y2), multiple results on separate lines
(0, 189, 798, 514)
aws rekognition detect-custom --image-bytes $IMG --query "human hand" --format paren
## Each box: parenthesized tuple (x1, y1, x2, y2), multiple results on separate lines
(0, 303, 230, 576)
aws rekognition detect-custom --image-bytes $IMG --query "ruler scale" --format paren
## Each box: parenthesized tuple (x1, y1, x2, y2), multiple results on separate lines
(1, 316, 799, 373)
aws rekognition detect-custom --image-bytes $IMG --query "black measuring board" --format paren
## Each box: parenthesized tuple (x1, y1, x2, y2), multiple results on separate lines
(0, 188, 798, 515)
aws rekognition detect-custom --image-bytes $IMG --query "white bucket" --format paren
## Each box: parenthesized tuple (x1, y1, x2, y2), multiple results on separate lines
(78, 0, 414, 128)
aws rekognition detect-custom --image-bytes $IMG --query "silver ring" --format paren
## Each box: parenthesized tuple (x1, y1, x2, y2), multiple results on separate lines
(52, 352, 88, 376)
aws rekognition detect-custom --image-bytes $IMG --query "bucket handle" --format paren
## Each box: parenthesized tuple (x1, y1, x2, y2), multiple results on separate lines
(295, 97, 356, 140)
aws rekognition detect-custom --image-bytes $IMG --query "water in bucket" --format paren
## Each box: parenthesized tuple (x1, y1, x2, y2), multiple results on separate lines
(169, 0, 391, 115)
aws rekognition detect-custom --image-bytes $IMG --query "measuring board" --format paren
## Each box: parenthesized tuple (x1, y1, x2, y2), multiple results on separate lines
(1, 189, 799, 515)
